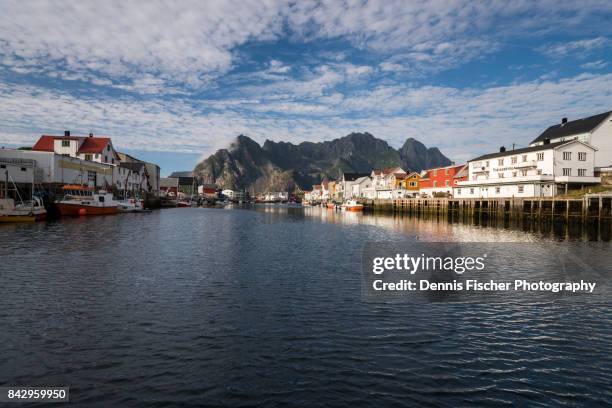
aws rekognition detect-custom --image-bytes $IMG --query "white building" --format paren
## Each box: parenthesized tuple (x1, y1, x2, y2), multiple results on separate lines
(32, 131, 121, 165)
(0, 148, 115, 188)
(350, 176, 373, 198)
(529, 111, 612, 168)
(455, 140, 600, 198)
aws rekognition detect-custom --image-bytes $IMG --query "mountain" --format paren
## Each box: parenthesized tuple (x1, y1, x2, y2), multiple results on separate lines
(192, 133, 451, 192)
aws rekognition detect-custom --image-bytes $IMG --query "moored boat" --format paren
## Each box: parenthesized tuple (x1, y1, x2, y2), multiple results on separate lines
(343, 200, 364, 212)
(56, 185, 119, 216)
(326, 202, 336, 209)
(117, 197, 149, 213)
(0, 197, 47, 222)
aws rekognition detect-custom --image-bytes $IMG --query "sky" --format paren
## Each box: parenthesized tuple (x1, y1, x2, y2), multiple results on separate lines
(0, 1, 611, 176)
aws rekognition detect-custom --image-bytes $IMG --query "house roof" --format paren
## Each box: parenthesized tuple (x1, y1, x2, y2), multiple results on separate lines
(453, 164, 469, 178)
(343, 172, 370, 181)
(392, 173, 408, 180)
(469, 140, 593, 162)
(530, 111, 611, 144)
(33, 134, 119, 159)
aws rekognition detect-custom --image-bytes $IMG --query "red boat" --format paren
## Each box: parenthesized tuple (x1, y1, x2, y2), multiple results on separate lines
(56, 185, 119, 216)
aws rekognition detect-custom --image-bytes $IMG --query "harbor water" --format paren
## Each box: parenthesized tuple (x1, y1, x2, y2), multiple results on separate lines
(0, 206, 611, 407)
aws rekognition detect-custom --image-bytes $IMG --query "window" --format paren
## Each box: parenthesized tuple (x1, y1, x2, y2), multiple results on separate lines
(537, 169, 542, 175)
(62, 140, 70, 147)
(0, 164, 5, 169)
(578, 169, 587, 176)
(512, 171, 517, 177)
(495, 186, 500, 193)
(563, 151, 571, 160)
(497, 158, 504, 166)
(98, 196, 105, 203)
(112, 158, 115, 164)
(485, 161, 489, 167)
(21, 167, 26, 171)
(518, 186, 524, 193)
(578, 152, 586, 161)
(104, 156, 108, 162)
(562, 168, 571, 176)
(537, 153, 544, 161)
(433, 181, 438, 187)
(107, 145, 110, 151)
(409, 181, 416, 187)
(521, 170, 528, 176)
(498, 173, 504, 178)
(433, 169, 437, 176)
(445, 168, 450, 175)
(445, 180, 450, 186)
(511, 156, 517, 164)
(85, 154, 92, 161)
(470, 188, 474, 194)
(522, 155, 528, 162)
(95, 154, 99, 159)
(457, 188, 461, 194)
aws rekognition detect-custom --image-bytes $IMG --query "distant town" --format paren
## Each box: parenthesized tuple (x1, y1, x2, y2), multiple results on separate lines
(0, 110, 611, 221)
(304, 110, 611, 204)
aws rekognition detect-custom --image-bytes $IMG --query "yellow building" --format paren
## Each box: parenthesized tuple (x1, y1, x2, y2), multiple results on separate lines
(402, 172, 421, 194)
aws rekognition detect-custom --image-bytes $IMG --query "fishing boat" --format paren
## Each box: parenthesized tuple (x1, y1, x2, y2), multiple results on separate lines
(0, 197, 47, 222)
(343, 200, 364, 212)
(0, 167, 47, 222)
(56, 185, 119, 216)
(117, 197, 149, 213)
(326, 202, 336, 209)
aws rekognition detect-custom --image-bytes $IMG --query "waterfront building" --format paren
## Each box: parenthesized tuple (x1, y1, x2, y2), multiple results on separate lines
(340, 172, 370, 200)
(454, 140, 600, 198)
(32, 131, 121, 165)
(419, 164, 467, 197)
(0, 148, 115, 189)
(402, 172, 422, 197)
(529, 111, 612, 168)
(350, 176, 373, 198)
(117, 152, 160, 194)
(370, 167, 407, 198)
(161, 177, 179, 197)
(198, 184, 218, 199)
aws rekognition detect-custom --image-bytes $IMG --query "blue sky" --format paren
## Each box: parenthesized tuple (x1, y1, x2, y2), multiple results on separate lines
(0, 1, 611, 176)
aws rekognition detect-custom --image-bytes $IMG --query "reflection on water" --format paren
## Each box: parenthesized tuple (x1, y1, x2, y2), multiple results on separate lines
(289, 205, 611, 242)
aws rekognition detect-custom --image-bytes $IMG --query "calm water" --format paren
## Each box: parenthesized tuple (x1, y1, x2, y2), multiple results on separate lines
(0, 206, 611, 407)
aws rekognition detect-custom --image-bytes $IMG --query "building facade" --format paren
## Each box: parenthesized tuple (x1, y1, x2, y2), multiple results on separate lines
(455, 140, 600, 198)
(419, 164, 467, 196)
(529, 111, 612, 168)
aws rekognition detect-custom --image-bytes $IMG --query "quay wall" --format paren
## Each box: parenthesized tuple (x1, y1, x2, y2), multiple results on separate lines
(364, 196, 612, 220)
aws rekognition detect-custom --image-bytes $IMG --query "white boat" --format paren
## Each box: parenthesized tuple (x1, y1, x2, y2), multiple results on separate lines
(342, 200, 364, 212)
(0, 196, 47, 222)
(117, 197, 148, 213)
(0, 169, 47, 222)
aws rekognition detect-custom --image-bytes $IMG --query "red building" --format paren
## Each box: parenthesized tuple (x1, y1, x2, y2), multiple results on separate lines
(419, 164, 467, 196)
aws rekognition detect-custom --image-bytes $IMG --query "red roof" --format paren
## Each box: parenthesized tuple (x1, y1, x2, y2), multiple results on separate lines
(32, 135, 119, 159)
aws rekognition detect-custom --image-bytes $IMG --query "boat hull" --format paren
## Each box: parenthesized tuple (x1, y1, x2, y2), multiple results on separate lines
(57, 203, 118, 216)
(345, 206, 363, 212)
(0, 212, 46, 223)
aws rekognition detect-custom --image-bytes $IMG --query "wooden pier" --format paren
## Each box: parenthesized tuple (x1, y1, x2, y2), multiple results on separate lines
(365, 194, 612, 221)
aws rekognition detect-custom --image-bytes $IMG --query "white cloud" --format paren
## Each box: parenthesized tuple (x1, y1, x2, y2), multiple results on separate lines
(1, 1, 610, 91)
(1, 73, 610, 167)
(580, 60, 609, 70)
(538, 37, 610, 58)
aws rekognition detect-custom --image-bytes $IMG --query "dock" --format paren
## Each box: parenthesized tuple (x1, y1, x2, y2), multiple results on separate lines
(364, 194, 612, 220)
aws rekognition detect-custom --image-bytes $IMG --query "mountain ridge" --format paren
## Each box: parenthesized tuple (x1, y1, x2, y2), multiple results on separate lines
(192, 133, 452, 191)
